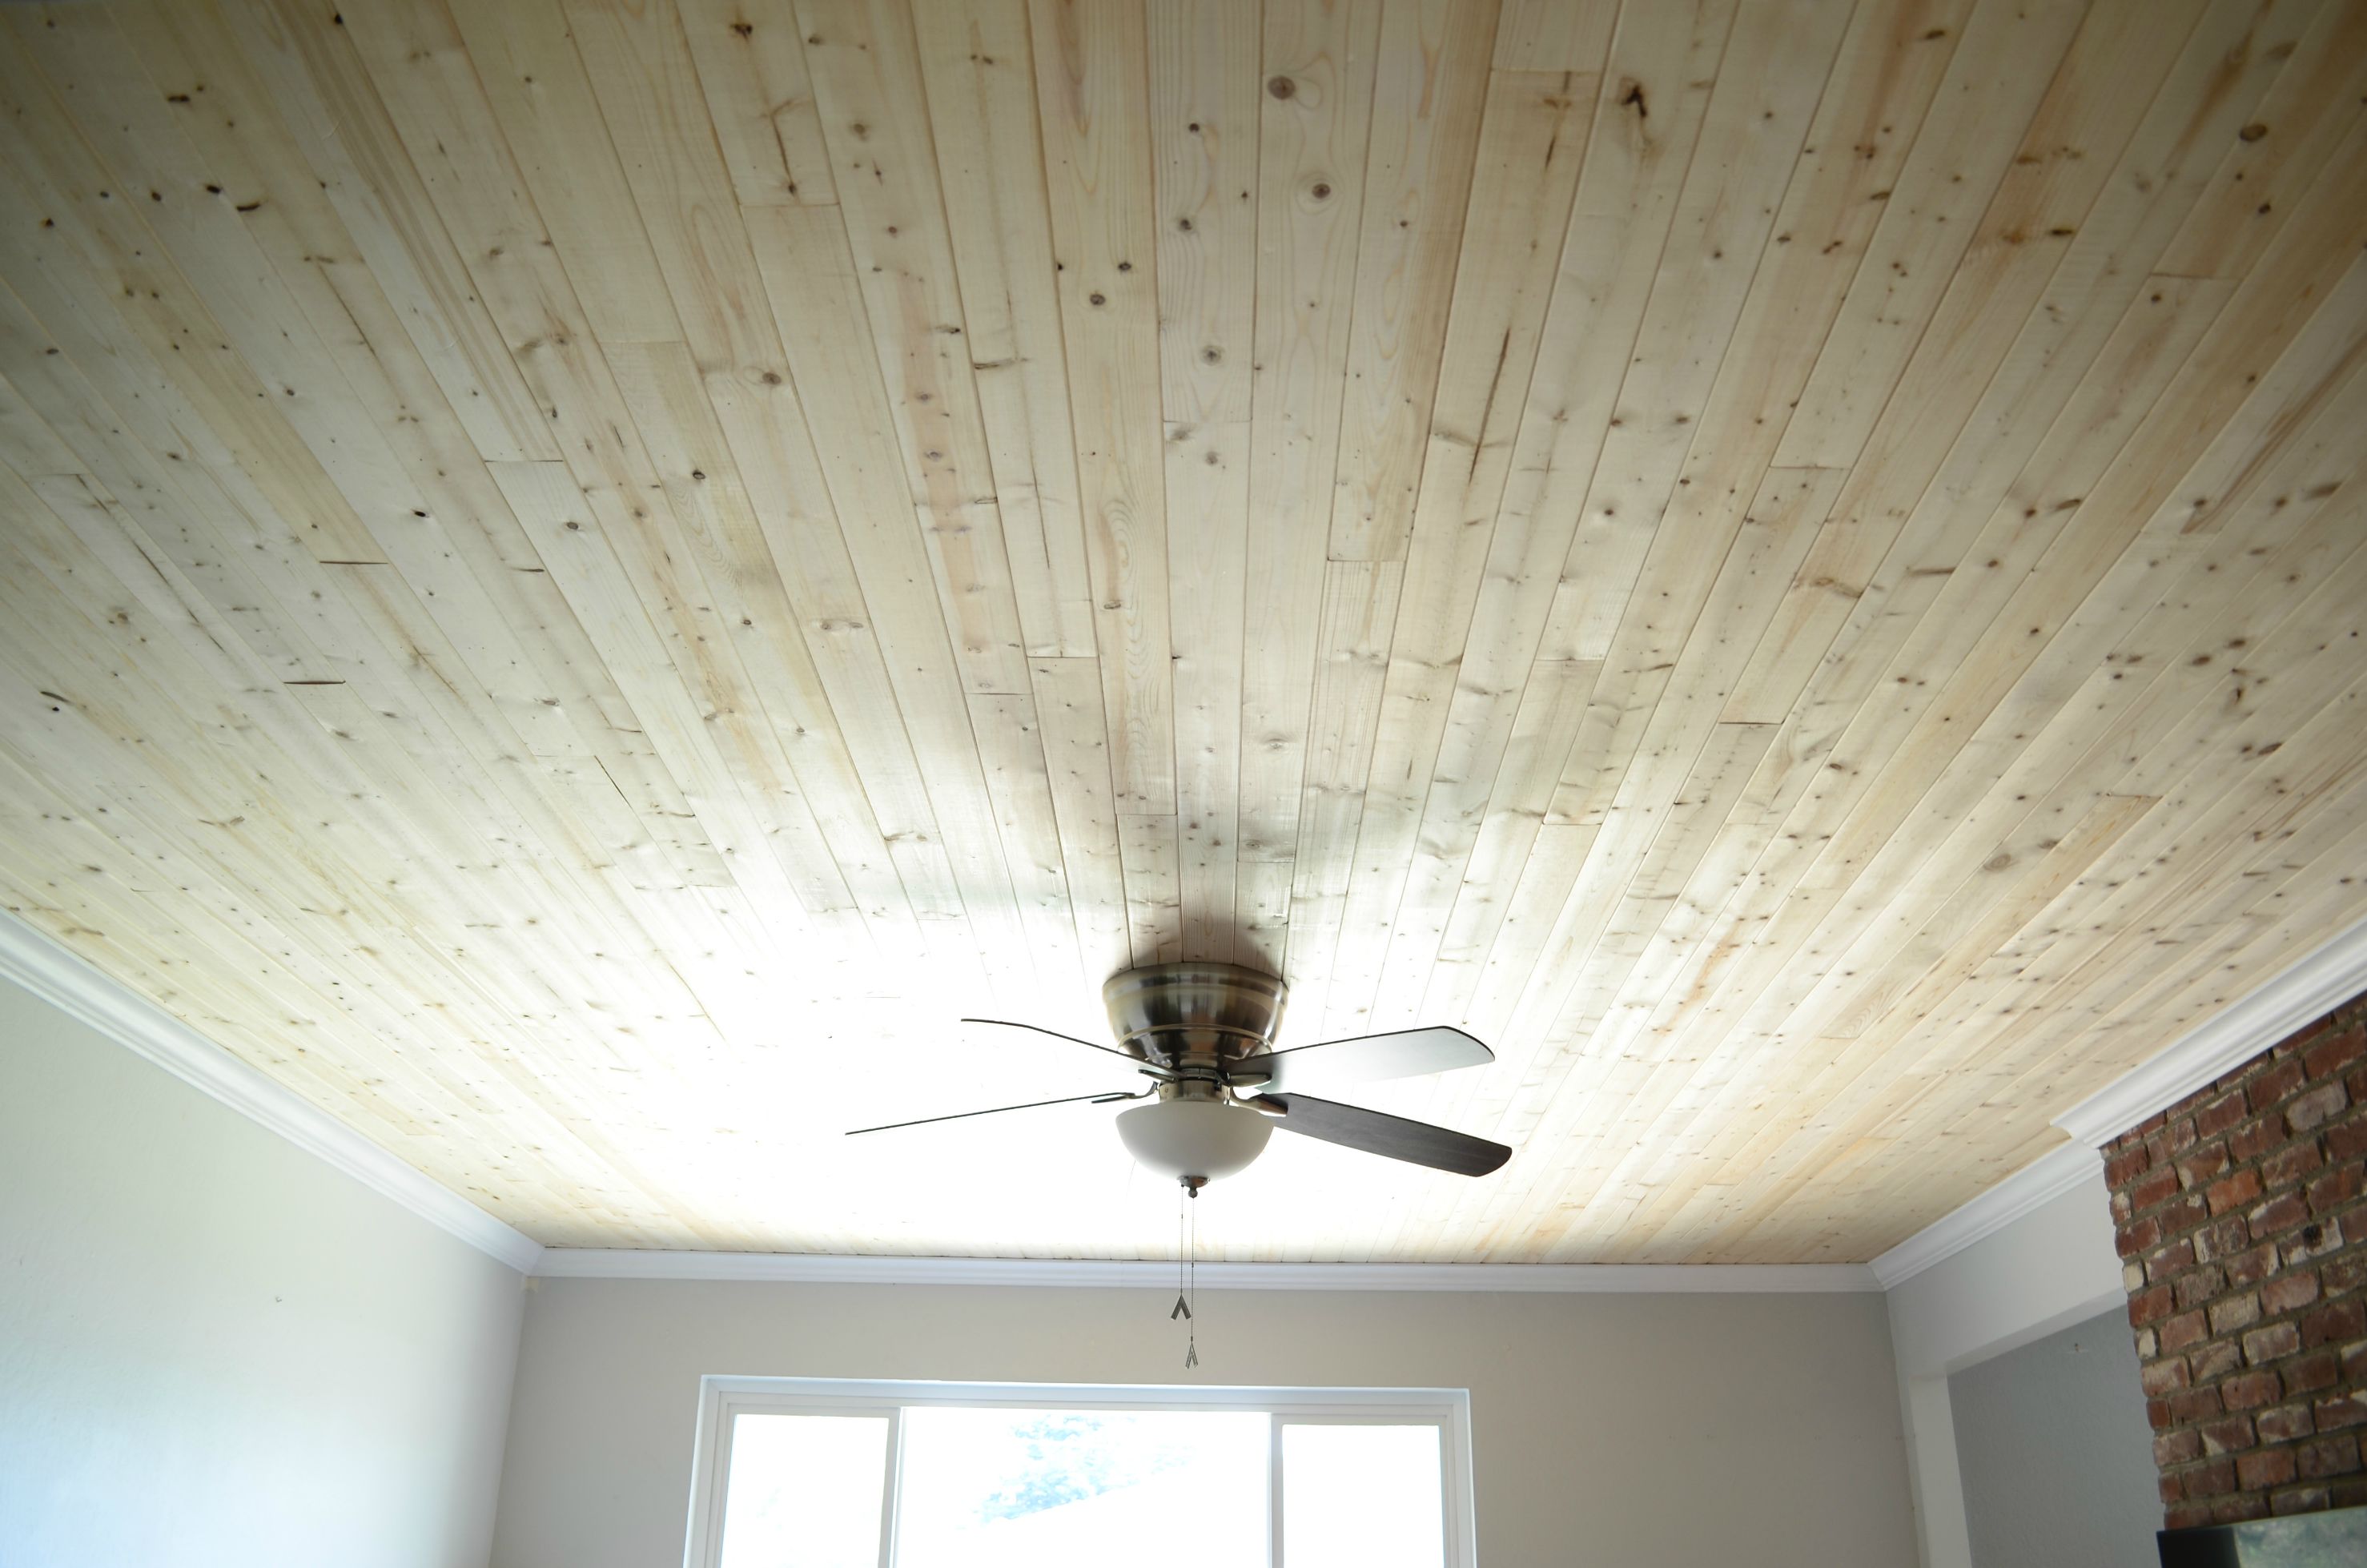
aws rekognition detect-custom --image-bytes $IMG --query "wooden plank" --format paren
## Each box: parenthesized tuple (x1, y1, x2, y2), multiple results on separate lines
(909, 0, 1096, 658)
(1147, 0, 1261, 424)
(1324, 0, 1500, 561)
(1238, 0, 1385, 870)
(673, 0, 838, 205)
(1027, 0, 1177, 812)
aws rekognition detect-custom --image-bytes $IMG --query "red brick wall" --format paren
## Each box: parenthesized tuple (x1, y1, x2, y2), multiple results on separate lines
(2104, 992, 2367, 1528)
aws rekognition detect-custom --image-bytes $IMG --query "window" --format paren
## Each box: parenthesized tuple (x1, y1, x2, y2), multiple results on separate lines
(683, 1379, 1475, 1568)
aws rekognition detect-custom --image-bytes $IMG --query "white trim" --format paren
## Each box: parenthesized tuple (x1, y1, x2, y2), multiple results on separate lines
(534, 1248, 1878, 1292)
(1871, 915, 2367, 1290)
(1867, 1143, 2100, 1289)
(0, 910, 544, 1273)
(2052, 912, 2367, 1146)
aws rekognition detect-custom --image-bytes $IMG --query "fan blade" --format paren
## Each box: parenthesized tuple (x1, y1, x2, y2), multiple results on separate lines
(845, 1088, 1149, 1136)
(960, 1016, 1176, 1078)
(1230, 1025, 1492, 1094)
(1253, 1092, 1510, 1176)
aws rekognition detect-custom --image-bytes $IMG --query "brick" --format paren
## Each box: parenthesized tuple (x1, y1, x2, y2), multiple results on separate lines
(2285, 1351, 2340, 1396)
(2225, 1244, 2277, 1288)
(2262, 1270, 2322, 1316)
(2130, 1285, 2173, 1328)
(2193, 1339, 2242, 1383)
(2262, 1139, 2325, 1189)
(2345, 1341, 2367, 1385)
(2328, 1118, 2367, 1164)
(2306, 1160, 2365, 1215)
(2165, 1500, 2212, 1530)
(2271, 1485, 2330, 1516)
(2210, 1168, 2266, 1215)
(2141, 1357, 2192, 1396)
(2151, 1236, 2200, 1284)
(2237, 1448, 2297, 1490)
(2170, 1116, 2200, 1154)
(2119, 1213, 2161, 1259)
(2298, 1433, 2363, 1479)
(2200, 1215, 2251, 1264)
(2210, 1293, 2263, 1335)
(2112, 1188, 2136, 1224)
(2200, 1414, 2256, 1455)
(2284, 1218, 2345, 1264)
(2148, 1397, 2174, 1431)
(2223, 1369, 2281, 1410)
(2333, 1474, 2367, 1509)
(2303, 1023, 2365, 1080)
(2157, 1428, 2204, 1466)
(2169, 1387, 2223, 1424)
(2257, 1402, 2316, 1443)
(2198, 1088, 2249, 1137)
(2136, 1327, 2158, 1359)
(2184, 1456, 2238, 1498)
(2232, 1116, 2282, 1163)
(2301, 1297, 2366, 1349)
(2176, 1264, 2225, 1311)
(2161, 1310, 2209, 1353)
(2131, 1164, 2181, 1210)
(2249, 1194, 2309, 1238)
(2162, 1192, 2212, 1236)
(2108, 1144, 2154, 1187)
(2244, 1321, 2301, 1364)
(2328, 1252, 2366, 1294)
(2255, 1058, 2307, 1107)
(2211, 1492, 2271, 1524)
(2287, 1084, 2351, 1138)
(2158, 1474, 2183, 1507)
(2317, 1392, 2367, 1432)
(2175, 1144, 2230, 1192)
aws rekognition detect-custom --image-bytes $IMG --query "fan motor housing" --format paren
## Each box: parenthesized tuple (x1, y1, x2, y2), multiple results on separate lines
(1102, 963, 1286, 1076)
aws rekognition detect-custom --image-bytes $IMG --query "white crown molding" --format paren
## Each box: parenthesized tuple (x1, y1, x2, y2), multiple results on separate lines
(1867, 1142, 2100, 1289)
(0, 911, 545, 1274)
(1871, 915, 2367, 1289)
(2052, 913, 2367, 1147)
(532, 1248, 1879, 1292)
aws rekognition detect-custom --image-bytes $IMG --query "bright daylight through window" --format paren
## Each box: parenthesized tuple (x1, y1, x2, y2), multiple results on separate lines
(688, 1381, 1470, 1568)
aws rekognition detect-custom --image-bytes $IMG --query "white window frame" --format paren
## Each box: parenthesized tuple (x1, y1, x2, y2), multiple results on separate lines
(682, 1377, 1477, 1568)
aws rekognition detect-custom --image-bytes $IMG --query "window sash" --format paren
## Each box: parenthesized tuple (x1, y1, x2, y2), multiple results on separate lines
(682, 1377, 1476, 1568)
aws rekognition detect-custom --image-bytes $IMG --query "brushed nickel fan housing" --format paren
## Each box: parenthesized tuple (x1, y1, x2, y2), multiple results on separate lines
(1101, 962, 1288, 1084)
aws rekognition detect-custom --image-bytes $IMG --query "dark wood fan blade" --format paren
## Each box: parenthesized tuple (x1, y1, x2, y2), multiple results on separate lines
(1230, 1025, 1493, 1094)
(1256, 1092, 1510, 1176)
(845, 1088, 1148, 1136)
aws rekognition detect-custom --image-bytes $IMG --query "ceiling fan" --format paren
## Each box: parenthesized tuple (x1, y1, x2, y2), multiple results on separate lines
(847, 963, 1513, 1187)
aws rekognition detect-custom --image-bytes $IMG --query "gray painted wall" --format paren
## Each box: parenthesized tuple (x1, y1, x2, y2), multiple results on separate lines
(1949, 1307, 2160, 1568)
(491, 1277, 1916, 1568)
(0, 975, 527, 1568)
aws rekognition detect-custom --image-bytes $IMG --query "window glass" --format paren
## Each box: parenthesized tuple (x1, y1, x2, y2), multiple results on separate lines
(894, 1406, 1268, 1568)
(1279, 1423, 1445, 1568)
(717, 1413, 889, 1568)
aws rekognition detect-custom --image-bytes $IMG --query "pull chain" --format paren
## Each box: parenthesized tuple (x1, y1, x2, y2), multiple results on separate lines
(1171, 1178, 1204, 1368)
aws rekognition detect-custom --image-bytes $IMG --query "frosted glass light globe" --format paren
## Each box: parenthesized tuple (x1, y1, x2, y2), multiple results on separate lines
(1115, 1096, 1273, 1183)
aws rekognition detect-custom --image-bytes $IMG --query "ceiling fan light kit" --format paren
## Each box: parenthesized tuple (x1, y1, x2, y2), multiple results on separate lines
(850, 963, 1513, 1190)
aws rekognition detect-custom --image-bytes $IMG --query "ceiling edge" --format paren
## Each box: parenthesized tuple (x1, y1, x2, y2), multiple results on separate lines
(529, 1250, 1880, 1292)
(1871, 913, 2367, 1289)
(0, 910, 546, 1275)
(2052, 914, 2367, 1147)
(1866, 1143, 2100, 1290)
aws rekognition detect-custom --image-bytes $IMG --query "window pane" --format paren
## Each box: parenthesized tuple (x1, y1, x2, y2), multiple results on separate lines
(1280, 1424, 1444, 1568)
(717, 1413, 888, 1568)
(894, 1407, 1268, 1568)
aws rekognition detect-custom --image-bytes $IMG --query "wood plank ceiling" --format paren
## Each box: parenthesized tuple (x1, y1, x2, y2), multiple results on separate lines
(0, 0, 2362, 1263)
